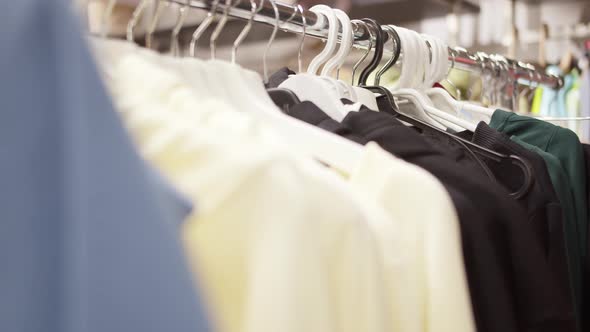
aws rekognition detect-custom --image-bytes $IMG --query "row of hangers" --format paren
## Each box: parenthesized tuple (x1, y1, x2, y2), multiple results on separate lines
(96, 0, 540, 196)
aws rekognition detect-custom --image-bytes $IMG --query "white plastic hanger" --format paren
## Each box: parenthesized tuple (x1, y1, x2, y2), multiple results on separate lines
(423, 34, 493, 125)
(278, 4, 349, 121)
(387, 26, 450, 130)
(388, 26, 477, 131)
(348, 20, 379, 111)
(320, 9, 352, 76)
(322, 10, 378, 111)
(188, 1, 364, 174)
(413, 31, 478, 131)
(318, 9, 358, 102)
(223, 60, 365, 173)
(306, 5, 339, 75)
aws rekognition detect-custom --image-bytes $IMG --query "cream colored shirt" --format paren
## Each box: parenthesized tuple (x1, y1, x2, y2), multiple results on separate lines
(98, 45, 475, 332)
(348, 143, 475, 332)
(104, 51, 392, 332)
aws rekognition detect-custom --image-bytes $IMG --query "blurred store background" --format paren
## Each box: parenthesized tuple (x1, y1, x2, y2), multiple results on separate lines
(79, 0, 590, 97)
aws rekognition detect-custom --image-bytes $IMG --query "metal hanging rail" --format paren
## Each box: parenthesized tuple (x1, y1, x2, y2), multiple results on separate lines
(168, 0, 563, 89)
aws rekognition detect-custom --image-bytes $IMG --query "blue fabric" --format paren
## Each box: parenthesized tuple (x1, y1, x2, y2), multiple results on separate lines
(145, 161, 195, 228)
(557, 73, 576, 118)
(0, 1, 211, 332)
(540, 66, 564, 117)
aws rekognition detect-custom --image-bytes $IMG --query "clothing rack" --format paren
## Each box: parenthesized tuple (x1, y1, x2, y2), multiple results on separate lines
(168, 0, 563, 89)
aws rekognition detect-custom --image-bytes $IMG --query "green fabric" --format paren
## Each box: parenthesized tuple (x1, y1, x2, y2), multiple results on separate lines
(491, 109, 588, 250)
(491, 109, 588, 323)
(511, 136, 581, 322)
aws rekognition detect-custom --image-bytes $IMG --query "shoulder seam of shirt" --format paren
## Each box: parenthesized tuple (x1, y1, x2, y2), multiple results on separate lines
(543, 126, 560, 151)
(495, 111, 513, 131)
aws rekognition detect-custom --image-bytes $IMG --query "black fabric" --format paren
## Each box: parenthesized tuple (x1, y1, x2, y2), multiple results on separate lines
(285, 102, 577, 332)
(285, 101, 367, 145)
(441, 125, 576, 318)
(470, 123, 576, 327)
(340, 110, 575, 332)
(420, 129, 498, 183)
(582, 144, 590, 331)
(266, 67, 295, 89)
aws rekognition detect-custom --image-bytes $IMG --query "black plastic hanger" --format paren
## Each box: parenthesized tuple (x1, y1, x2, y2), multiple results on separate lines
(267, 88, 301, 113)
(356, 24, 533, 198)
(362, 85, 534, 199)
(374, 25, 401, 86)
(358, 19, 383, 86)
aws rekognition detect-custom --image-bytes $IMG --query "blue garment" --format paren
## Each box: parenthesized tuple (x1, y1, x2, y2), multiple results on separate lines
(145, 161, 195, 228)
(0, 1, 211, 332)
(538, 66, 563, 117)
(557, 73, 576, 118)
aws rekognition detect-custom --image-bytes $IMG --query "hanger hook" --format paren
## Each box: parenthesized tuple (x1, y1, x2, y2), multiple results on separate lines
(528, 69, 536, 90)
(307, 5, 339, 75)
(374, 25, 401, 86)
(445, 48, 462, 99)
(101, 0, 118, 38)
(189, 0, 221, 57)
(351, 20, 373, 85)
(232, 0, 258, 64)
(126, 0, 150, 42)
(358, 18, 383, 86)
(262, 0, 280, 83)
(210, 0, 238, 60)
(146, 0, 170, 49)
(280, 4, 305, 73)
(170, 0, 191, 56)
(477, 53, 490, 103)
(295, 4, 306, 73)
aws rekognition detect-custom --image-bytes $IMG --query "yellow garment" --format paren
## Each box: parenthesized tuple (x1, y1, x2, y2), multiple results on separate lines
(98, 44, 474, 332)
(530, 87, 544, 115)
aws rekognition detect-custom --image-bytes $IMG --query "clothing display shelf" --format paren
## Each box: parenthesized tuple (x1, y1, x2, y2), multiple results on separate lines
(169, 0, 563, 89)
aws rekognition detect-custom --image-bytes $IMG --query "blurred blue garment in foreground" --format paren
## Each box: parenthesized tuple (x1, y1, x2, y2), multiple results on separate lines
(0, 1, 212, 332)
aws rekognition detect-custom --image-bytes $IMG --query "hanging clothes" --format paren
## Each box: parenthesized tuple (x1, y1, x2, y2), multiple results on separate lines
(489, 109, 588, 328)
(490, 110, 589, 254)
(269, 77, 575, 331)
(580, 69, 590, 142)
(531, 86, 544, 115)
(466, 124, 579, 330)
(12, 2, 590, 331)
(566, 69, 581, 132)
(0, 1, 212, 332)
(98, 46, 476, 332)
(539, 66, 564, 117)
